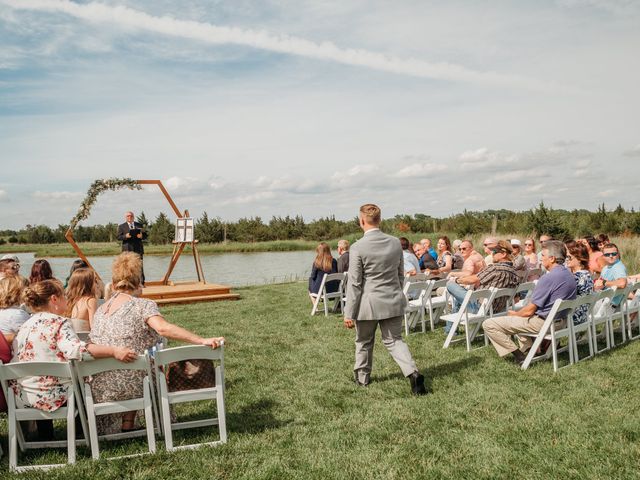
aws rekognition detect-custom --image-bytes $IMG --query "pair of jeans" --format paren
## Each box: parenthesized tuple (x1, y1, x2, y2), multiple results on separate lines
(445, 282, 479, 333)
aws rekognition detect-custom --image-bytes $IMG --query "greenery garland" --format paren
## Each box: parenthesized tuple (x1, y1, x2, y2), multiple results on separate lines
(69, 178, 141, 230)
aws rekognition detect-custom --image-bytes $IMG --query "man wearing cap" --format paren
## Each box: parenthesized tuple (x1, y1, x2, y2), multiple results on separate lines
(116, 211, 148, 284)
(482, 237, 499, 265)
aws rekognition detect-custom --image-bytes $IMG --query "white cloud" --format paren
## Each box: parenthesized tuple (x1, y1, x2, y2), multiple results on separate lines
(0, 189, 8, 202)
(394, 162, 447, 179)
(459, 148, 519, 170)
(623, 144, 640, 157)
(32, 190, 83, 201)
(220, 191, 277, 205)
(598, 189, 615, 198)
(526, 184, 545, 193)
(0, 0, 565, 92)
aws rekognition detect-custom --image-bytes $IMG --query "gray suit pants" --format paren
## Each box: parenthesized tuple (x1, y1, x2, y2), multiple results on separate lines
(354, 316, 418, 384)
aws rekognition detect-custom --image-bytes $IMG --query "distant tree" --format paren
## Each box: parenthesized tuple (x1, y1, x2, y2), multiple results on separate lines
(148, 212, 174, 244)
(526, 201, 569, 239)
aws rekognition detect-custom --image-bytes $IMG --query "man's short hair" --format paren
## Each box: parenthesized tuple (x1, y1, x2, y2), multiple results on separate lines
(359, 204, 381, 226)
(420, 238, 432, 248)
(484, 237, 499, 245)
(338, 239, 350, 251)
(399, 237, 410, 250)
(603, 243, 619, 254)
(461, 240, 473, 249)
(544, 240, 567, 264)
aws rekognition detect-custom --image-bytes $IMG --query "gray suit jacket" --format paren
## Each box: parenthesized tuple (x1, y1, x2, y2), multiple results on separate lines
(344, 229, 406, 321)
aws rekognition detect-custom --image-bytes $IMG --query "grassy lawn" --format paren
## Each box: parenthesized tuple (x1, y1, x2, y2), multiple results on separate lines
(3, 281, 640, 479)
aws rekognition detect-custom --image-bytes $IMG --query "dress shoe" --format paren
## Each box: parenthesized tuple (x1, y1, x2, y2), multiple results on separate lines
(408, 371, 427, 395)
(510, 349, 527, 365)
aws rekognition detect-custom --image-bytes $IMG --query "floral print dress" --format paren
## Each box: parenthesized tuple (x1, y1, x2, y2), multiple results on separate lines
(573, 270, 594, 325)
(11, 312, 90, 411)
(89, 293, 162, 434)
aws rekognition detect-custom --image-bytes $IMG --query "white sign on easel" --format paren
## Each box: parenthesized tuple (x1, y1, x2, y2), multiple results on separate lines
(174, 217, 194, 243)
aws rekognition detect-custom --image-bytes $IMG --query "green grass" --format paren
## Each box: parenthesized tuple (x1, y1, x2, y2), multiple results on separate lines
(3, 281, 640, 479)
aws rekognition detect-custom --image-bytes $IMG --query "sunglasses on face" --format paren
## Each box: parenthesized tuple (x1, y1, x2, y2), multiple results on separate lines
(491, 248, 505, 255)
(603, 252, 618, 257)
(524, 243, 533, 246)
(459, 247, 469, 251)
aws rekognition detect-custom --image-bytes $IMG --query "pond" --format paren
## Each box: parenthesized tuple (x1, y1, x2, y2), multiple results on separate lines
(8, 251, 316, 287)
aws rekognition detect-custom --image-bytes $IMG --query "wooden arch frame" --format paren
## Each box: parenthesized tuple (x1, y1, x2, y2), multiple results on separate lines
(65, 179, 205, 285)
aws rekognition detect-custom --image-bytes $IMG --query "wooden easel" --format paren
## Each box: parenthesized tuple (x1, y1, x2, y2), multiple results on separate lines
(157, 209, 206, 285)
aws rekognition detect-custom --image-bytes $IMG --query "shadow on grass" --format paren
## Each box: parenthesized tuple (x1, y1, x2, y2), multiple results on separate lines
(227, 399, 292, 434)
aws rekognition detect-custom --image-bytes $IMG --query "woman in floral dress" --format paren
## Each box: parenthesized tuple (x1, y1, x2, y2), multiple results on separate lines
(89, 252, 225, 434)
(566, 242, 594, 326)
(11, 279, 136, 438)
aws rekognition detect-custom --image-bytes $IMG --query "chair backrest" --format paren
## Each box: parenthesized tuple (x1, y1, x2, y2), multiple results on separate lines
(319, 272, 346, 295)
(75, 355, 149, 379)
(431, 278, 449, 291)
(572, 292, 597, 319)
(546, 298, 577, 324)
(460, 288, 495, 316)
(0, 361, 74, 382)
(406, 273, 429, 283)
(154, 345, 224, 368)
(490, 287, 516, 315)
(514, 281, 535, 297)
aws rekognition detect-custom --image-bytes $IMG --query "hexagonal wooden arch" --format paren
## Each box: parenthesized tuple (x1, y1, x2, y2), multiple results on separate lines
(65, 179, 205, 285)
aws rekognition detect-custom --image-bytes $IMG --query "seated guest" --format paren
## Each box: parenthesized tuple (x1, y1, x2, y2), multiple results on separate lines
(482, 237, 499, 266)
(11, 279, 136, 439)
(0, 257, 20, 280)
(448, 240, 519, 319)
(444, 240, 486, 334)
(451, 239, 464, 270)
(566, 242, 594, 326)
(309, 242, 338, 300)
(90, 252, 225, 434)
(0, 275, 30, 342)
(65, 268, 99, 332)
(64, 259, 88, 288)
(482, 240, 576, 364)
(510, 239, 527, 276)
(400, 237, 420, 276)
(336, 239, 350, 273)
(596, 233, 610, 250)
(594, 243, 627, 308)
(29, 259, 54, 285)
(427, 236, 454, 277)
(537, 235, 553, 272)
(580, 236, 605, 275)
(415, 241, 438, 271)
(523, 238, 541, 280)
(420, 239, 438, 261)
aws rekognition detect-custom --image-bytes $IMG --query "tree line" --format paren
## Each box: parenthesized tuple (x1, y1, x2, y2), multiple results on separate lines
(2, 202, 640, 245)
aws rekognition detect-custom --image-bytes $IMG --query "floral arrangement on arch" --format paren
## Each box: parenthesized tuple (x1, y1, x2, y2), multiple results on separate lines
(69, 178, 141, 230)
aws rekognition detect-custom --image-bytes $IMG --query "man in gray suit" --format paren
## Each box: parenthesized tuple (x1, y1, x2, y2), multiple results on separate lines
(344, 204, 427, 395)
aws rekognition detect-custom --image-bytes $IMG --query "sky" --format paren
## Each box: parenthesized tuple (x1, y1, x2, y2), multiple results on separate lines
(0, 0, 639, 229)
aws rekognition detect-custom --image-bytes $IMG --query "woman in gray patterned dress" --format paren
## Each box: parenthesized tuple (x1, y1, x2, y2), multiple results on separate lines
(89, 252, 225, 434)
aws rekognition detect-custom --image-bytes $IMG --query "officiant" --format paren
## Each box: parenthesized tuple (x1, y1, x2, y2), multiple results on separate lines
(116, 211, 148, 285)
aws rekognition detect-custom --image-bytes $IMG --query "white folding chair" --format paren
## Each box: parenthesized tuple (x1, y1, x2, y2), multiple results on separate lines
(520, 298, 577, 372)
(489, 287, 516, 318)
(405, 272, 429, 283)
(425, 278, 449, 330)
(591, 289, 615, 354)
(310, 273, 347, 316)
(609, 284, 634, 345)
(624, 282, 640, 341)
(153, 345, 227, 451)
(512, 282, 536, 312)
(570, 294, 596, 364)
(0, 361, 89, 472)
(441, 288, 496, 351)
(74, 355, 156, 460)
(402, 280, 433, 335)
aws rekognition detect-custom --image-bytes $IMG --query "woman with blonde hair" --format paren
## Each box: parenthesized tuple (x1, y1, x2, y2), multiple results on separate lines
(0, 275, 30, 342)
(11, 279, 136, 439)
(523, 237, 541, 281)
(308, 242, 338, 301)
(427, 236, 453, 277)
(65, 268, 98, 332)
(89, 252, 224, 433)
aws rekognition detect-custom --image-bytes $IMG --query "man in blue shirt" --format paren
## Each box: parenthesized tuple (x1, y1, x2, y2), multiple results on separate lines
(594, 243, 627, 307)
(483, 240, 577, 364)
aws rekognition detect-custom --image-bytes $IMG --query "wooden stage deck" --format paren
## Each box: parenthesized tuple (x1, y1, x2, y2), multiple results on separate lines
(141, 281, 239, 305)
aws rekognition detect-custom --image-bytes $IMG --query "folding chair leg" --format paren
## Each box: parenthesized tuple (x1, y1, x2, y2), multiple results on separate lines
(9, 411, 18, 471)
(67, 395, 76, 465)
(323, 294, 329, 316)
(403, 314, 409, 336)
(143, 379, 157, 454)
(217, 386, 227, 443)
(84, 392, 101, 460)
(161, 394, 174, 451)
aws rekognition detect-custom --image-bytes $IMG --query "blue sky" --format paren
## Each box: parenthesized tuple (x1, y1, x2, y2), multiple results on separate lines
(1, 0, 639, 229)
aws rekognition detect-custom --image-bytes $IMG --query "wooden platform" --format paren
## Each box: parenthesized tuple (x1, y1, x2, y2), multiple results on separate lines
(141, 281, 239, 305)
